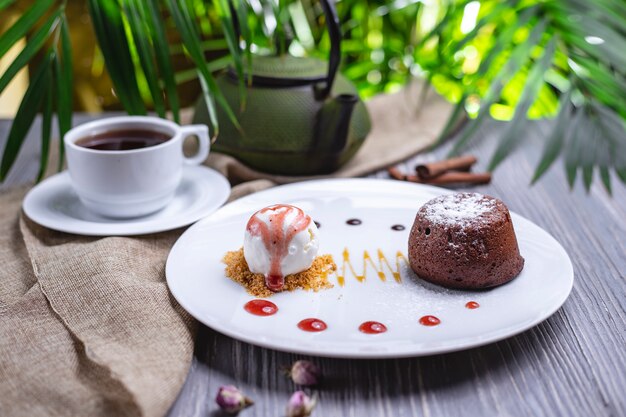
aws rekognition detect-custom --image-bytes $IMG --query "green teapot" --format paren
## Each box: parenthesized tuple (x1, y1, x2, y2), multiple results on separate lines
(192, 0, 371, 175)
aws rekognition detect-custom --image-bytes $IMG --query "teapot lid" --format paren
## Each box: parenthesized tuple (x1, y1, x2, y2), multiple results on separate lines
(229, 55, 328, 87)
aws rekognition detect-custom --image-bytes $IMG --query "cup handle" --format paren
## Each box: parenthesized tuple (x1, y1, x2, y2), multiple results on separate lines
(180, 125, 210, 165)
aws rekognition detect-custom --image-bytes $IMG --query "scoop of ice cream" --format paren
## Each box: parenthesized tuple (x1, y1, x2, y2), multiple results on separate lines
(244, 204, 319, 291)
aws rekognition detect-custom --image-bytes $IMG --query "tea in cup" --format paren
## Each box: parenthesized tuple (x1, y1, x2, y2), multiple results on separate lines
(64, 116, 210, 218)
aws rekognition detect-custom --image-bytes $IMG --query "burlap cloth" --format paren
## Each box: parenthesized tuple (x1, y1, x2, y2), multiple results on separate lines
(0, 81, 452, 417)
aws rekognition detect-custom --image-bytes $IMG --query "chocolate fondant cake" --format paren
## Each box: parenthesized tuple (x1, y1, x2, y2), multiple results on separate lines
(408, 193, 524, 289)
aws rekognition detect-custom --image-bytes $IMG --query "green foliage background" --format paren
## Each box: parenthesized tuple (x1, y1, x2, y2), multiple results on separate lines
(1, 0, 625, 192)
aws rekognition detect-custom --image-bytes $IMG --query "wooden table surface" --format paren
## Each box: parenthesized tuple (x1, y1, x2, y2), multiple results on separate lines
(2, 116, 625, 417)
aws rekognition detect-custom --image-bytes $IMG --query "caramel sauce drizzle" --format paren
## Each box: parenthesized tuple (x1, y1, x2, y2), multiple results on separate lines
(336, 248, 407, 286)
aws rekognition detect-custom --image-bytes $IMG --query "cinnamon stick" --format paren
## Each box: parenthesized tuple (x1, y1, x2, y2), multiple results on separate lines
(407, 171, 491, 185)
(415, 155, 477, 179)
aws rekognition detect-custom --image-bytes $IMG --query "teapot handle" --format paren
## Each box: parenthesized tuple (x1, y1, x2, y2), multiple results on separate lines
(319, 0, 342, 98)
(228, 0, 341, 98)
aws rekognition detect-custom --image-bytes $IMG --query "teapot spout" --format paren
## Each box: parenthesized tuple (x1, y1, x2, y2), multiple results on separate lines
(313, 94, 358, 155)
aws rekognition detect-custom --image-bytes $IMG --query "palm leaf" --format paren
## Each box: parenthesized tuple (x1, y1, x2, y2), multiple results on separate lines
(599, 167, 611, 194)
(166, 0, 240, 136)
(424, 0, 626, 190)
(571, 16, 626, 69)
(214, 0, 246, 110)
(581, 166, 593, 191)
(564, 107, 587, 188)
(414, 1, 465, 50)
(169, 39, 229, 54)
(433, 5, 537, 150)
(270, 0, 288, 55)
(474, 5, 539, 77)
(449, 18, 549, 156)
(87, 0, 146, 115)
(580, 80, 626, 117)
(559, 30, 626, 77)
(447, 0, 515, 53)
(165, 0, 219, 134)
(489, 37, 557, 170)
(0, 52, 52, 181)
(550, 0, 626, 40)
(123, 0, 167, 118)
(588, 105, 614, 194)
(580, 114, 598, 191)
(234, 0, 253, 84)
(0, 0, 54, 58)
(0, 10, 60, 95)
(55, 16, 73, 171)
(0, 0, 15, 11)
(174, 55, 232, 84)
(143, 0, 181, 123)
(532, 90, 572, 183)
(38, 69, 53, 182)
(591, 102, 626, 182)
(571, 53, 626, 97)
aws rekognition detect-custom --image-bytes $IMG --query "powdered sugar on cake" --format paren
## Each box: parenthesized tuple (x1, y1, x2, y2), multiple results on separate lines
(421, 193, 498, 227)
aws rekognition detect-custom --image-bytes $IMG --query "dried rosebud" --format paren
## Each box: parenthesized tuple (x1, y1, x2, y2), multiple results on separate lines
(286, 391, 317, 417)
(215, 385, 253, 414)
(289, 360, 320, 386)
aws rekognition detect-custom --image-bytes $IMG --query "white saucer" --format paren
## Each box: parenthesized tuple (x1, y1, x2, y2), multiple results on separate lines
(23, 165, 231, 236)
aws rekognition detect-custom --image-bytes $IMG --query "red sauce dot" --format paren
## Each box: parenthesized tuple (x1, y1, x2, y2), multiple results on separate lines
(419, 315, 441, 326)
(465, 301, 480, 309)
(244, 299, 278, 316)
(359, 321, 387, 334)
(297, 318, 327, 332)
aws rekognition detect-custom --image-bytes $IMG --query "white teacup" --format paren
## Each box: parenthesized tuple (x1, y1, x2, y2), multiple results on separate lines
(64, 116, 210, 218)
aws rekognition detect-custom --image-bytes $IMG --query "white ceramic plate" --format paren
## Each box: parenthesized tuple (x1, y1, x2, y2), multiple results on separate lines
(23, 165, 230, 236)
(166, 179, 573, 358)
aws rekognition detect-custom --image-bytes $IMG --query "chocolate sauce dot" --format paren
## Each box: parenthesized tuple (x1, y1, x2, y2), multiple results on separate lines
(391, 224, 405, 231)
(346, 218, 362, 226)
(314, 221, 321, 228)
